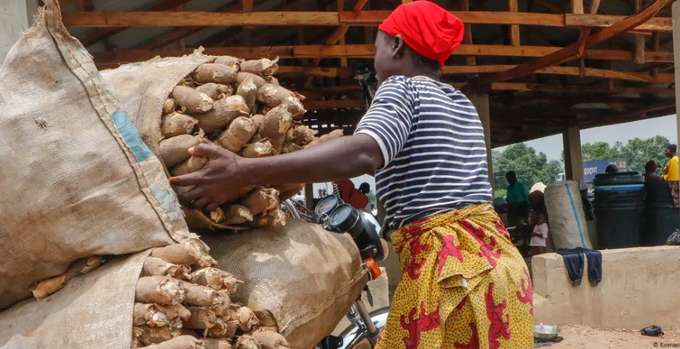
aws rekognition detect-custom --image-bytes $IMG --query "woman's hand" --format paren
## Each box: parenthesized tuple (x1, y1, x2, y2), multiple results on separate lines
(169, 144, 252, 211)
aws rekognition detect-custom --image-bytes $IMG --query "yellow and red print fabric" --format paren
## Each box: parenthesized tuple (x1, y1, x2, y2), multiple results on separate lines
(376, 204, 534, 349)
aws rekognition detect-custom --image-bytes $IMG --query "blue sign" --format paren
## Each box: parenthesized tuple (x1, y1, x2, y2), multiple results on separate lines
(583, 159, 628, 181)
(583, 160, 610, 181)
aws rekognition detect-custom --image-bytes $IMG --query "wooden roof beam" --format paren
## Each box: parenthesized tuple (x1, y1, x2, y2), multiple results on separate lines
(79, 0, 195, 47)
(60, 11, 673, 32)
(467, 0, 675, 89)
(91, 44, 675, 65)
(269, 64, 679, 83)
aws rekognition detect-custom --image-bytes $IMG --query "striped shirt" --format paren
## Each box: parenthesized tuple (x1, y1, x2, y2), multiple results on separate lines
(355, 75, 493, 229)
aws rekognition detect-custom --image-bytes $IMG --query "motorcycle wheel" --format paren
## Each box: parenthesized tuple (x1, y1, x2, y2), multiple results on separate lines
(337, 307, 389, 349)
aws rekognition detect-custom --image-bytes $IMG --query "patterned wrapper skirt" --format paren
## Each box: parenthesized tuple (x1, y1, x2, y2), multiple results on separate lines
(668, 181, 680, 208)
(375, 204, 534, 349)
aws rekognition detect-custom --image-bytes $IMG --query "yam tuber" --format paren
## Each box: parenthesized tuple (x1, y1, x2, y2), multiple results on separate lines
(236, 306, 260, 332)
(235, 72, 267, 90)
(157, 303, 192, 322)
(185, 307, 218, 330)
(172, 86, 214, 114)
(236, 77, 259, 110)
(218, 117, 255, 153)
(257, 84, 306, 120)
(223, 204, 254, 225)
(242, 187, 279, 216)
(250, 114, 265, 134)
(235, 335, 261, 349)
(194, 95, 250, 133)
(163, 98, 178, 115)
(250, 209, 286, 229)
(159, 134, 203, 167)
(135, 276, 186, 305)
(280, 142, 301, 154)
(182, 282, 225, 307)
(253, 311, 279, 333)
(206, 319, 231, 339)
(290, 125, 316, 146)
(251, 330, 290, 349)
(191, 267, 243, 292)
(151, 239, 212, 266)
(142, 256, 191, 280)
(326, 129, 344, 140)
(161, 113, 198, 138)
(133, 303, 171, 327)
(134, 325, 180, 346)
(213, 291, 232, 317)
(197, 83, 234, 101)
(214, 56, 243, 68)
(239, 58, 279, 77)
(170, 156, 208, 177)
(203, 338, 233, 349)
(143, 336, 205, 349)
(209, 207, 226, 224)
(31, 256, 102, 300)
(241, 140, 273, 158)
(193, 63, 238, 85)
(259, 106, 293, 153)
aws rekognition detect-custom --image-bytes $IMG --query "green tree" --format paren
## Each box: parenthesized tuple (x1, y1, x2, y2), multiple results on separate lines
(580, 136, 670, 175)
(492, 144, 564, 198)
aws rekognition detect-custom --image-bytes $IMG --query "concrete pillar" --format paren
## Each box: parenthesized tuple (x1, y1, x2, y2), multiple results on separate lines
(469, 94, 494, 190)
(562, 126, 584, 181)
(1, 0, 38, 63)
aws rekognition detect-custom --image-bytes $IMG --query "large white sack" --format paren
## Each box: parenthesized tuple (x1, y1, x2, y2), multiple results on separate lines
(544, 181, 593, 249)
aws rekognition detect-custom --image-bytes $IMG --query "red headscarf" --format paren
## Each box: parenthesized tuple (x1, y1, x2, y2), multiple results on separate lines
(378, 1, 464, 66)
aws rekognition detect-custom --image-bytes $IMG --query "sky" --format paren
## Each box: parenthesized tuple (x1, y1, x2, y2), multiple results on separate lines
(496, 115, 679, 161)
(303, 115, 678, 199)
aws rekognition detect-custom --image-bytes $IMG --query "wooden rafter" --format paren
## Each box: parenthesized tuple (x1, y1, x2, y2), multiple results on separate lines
(467, 0, 675, 89)
(91, 44, 675, 66)
(79, 0, 195, 47)
(262, 64, 676, 83)
(304, 0, 371, 86)
(60, 11, 673, 32)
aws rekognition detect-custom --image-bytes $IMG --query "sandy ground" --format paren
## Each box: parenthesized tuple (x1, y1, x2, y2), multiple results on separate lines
(543, 325, 680, 349)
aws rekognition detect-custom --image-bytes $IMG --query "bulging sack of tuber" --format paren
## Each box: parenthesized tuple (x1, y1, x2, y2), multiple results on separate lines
(0, 0, 189, 310)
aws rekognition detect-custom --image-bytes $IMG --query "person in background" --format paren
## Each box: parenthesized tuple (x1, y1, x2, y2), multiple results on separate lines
(170, 2, 533, 347)
(530, 212, 548, 256)
(579, 180, 595, 221)
(664, 144, 680, 208)
(664, 144, 679, 181)
(506, 171, 529, 227)
(644, 161, 664, 183)
(605, 164, 619, 174)
(334, 179, 370, 211)
(359, 182, 377, 210)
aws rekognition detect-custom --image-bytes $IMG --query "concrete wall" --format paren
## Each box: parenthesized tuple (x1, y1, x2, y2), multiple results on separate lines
(533, 246, 680, 330)
(0, 0, 39, 63)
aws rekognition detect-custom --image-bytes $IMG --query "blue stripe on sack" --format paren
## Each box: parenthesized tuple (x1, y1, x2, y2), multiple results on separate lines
(565, 183, 586, 247)
(111, 110, 154, 162)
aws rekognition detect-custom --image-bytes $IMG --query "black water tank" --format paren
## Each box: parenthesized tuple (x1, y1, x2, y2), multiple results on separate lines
(643, 181, 680, 246)
(593, 172, 645, 249)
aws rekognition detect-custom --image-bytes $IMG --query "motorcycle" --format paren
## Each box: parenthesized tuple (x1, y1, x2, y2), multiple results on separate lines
(283, 195, 389, 349)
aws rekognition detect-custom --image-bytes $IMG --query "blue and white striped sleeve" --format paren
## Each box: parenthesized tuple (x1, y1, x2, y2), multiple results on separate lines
(354, 76, 414, 168)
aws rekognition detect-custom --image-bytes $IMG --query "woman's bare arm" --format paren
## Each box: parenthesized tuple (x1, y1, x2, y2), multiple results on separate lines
(169, 134, 383, 210)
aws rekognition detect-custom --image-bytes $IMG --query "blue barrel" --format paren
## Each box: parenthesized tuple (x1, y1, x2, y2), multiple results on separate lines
(593, 172, 645, 249)
(643, 181, 680, 246)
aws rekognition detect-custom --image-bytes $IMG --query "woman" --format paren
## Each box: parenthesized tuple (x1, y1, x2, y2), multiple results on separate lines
(171, 2, 533, 347)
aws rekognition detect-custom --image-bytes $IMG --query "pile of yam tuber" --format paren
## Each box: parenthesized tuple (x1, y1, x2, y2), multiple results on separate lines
(159, 56, 344, 229)
(133, 239, 290, 349)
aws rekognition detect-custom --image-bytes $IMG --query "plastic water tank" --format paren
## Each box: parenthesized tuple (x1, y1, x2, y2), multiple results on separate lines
(643, 181, 680, 246)
(593, 172, 644, 249)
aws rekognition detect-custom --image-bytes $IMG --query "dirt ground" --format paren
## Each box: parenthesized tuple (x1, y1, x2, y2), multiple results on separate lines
(543, 325, 680, 349)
